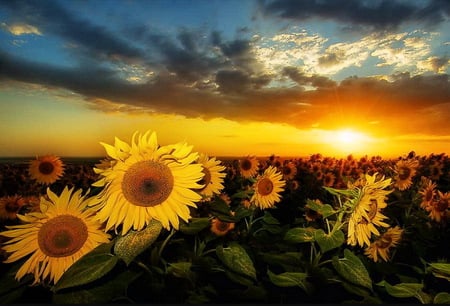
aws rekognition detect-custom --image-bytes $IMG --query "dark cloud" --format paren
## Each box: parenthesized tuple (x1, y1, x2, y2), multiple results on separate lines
(0, 0, 144, 62)
(1, 45, 449, 135)
(260, 0, 450, 31)
(282, 67, 337, 88)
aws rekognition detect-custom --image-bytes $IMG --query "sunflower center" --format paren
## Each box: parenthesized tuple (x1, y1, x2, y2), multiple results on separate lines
(216, 220, 231, 232)
(241, 159, 252, 171)
(5, 200, 20, 213)
(398, 167, 411, 180)
(39, 161, 55, 175)
(38, 215, 88, 258)
(424, 188, 434, 202)
(375, 235, 392, 249)
(121, 160, 174, 207)
(257, 177, 274, 196)
(282, 166, 291, 175)
(435, 199, 448, 212)
(197, 168, 211, 191)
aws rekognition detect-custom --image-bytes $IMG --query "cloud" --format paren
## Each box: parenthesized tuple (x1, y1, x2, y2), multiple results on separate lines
(0, 22, 42, 35)
(260, 0, 450, 31)
(0, 0, 144, 62)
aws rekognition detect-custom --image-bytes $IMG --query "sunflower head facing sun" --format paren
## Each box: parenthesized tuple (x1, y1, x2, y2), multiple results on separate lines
(250, 166, 286, 209)
(1, 187, 110, 285)
(89, 130, 205, 234)
(364, 226, 404, 262)
(28, 155, 65, 185)
(238, 156, 259, 178)
(195, 153, 226, 201)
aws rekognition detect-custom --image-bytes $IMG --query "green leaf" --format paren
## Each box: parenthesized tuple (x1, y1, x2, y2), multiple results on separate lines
(179, 217, 211, 235)
(305, 199, 337, 218)
(113, 219, 163, 265)
(53, 269, 142, 304)
(167, 262, 193, 280)
(53, 250, 118, 291)
(262, 211, 280, 225)
(315, 229, 345, 253)
(434, 292, 450, 304)
(332, 249, 372, 290)
(429, 263, 450, 280)
(267, 270, 310, 293)
(378, 280, 422, 298)
(284, 227, 315, 243)
(224, 270, 255, 286)
(216, 242, 256, 282)
(341, 280, 371, 297)
(260, 252, 304, 271)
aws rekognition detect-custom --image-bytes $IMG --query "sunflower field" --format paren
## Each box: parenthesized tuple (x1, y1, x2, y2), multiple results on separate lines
(0, 130, 449, 304)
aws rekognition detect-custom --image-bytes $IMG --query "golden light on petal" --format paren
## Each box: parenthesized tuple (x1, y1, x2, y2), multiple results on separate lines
(195, 153, 226, 200)
(1, 187, 110, 285)
(38, 215, 88, 257)
(364, 226, 404, 262)
(121, 161, 174, 207)
(89, 130, 204, 233)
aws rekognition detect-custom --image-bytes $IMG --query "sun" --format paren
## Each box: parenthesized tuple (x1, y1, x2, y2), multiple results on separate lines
(324, 128, 373, 156)
(336, 129, 364, 144)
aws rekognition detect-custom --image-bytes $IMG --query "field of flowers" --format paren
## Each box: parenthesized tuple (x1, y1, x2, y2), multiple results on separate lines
(0, 130, 449, 304)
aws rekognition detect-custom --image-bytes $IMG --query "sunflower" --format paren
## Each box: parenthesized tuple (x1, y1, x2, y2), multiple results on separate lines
(28, 155, 65, 185)
(364, 226, 403, 262)
(305, 199, 323, 222)
(429, 160, 444, 181)
(393, 158, 419, 191)
(281, 161, 297, 181)
(1, 187, 110, 285)
(238, 156, 259, 178)
(250, 166, 285, 209)
(89, 130, 205, 233)
(195, 153, 226, 200)
(210, 215, 235, 237)
(428, 191, 449, 222)
(347, 173, 392, 247)
(418, 176, 437, 210)
(0, 195, 25, 221)
(322, 172, 336, 187)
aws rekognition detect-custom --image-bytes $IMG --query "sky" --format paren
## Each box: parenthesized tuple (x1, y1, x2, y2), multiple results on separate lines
(0, 0, 449, 158)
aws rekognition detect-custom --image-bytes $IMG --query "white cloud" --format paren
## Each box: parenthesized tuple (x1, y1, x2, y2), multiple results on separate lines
(1, 22, 42, 36)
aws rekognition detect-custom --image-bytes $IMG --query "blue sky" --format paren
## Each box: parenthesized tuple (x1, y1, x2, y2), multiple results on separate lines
(0, 0, 449, 157)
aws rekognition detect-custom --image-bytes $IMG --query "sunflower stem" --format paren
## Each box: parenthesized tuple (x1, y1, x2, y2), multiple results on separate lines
(158, 228, 176, 260)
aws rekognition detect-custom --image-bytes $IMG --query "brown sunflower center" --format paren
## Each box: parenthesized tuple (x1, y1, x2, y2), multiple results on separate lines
(121, 160, 174, 207)
(435, 199, 448, 212)
(197, 168, 211, 191)
(38, 215, 88, 257)
(424, 188, 434, 202)
(360, 199, 378, 224)
(39, 161, 55, 175)
(5, 200, 20, 213)
(257, 177, 274, 196)
(240, 159, 252, 171)
(398, 167, 411, 180)
(282, 166, 291, 175)
(375, 235, 392, 249)
(216, 220, 231, 232)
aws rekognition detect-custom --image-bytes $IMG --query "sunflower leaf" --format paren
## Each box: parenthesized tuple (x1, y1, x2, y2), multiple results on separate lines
(305, 199, 337, 218)
(314, 229, 345, 253)
(267, 270, 311, 293)
(114, 219, 163, 265)
(179, 217, 211, 235)
(284, 227, 316, 243)
(434, 292, 450, 304)
(216, 242, 256, 283)
(53, 250, 119, 292)
(332, 249, 372, 290)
